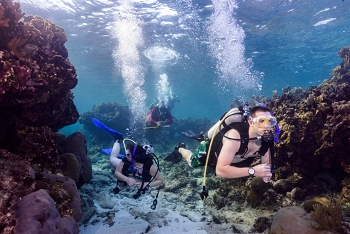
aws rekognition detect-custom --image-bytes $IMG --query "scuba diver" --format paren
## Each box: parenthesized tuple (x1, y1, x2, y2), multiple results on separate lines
(166, 105, 278, 199)
(146, 101, 174, 127)
(92, 118, 163, 209)
(110, 141, 163, 194)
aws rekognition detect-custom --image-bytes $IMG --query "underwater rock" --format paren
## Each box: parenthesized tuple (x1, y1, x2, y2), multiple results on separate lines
(61, 132, 92, 187)
(341, 177, 350, 200)
(287, 187, 307, 201)
(79, 195, 97, 225)
(313, 172, 337, 191)
(95, 193, 115, 209)
(247, 177, 271, 208)
(252, 216, 272, 233)
(61, 153, 80, 184)
(43, 173, 83, 223)
(10, 189, 79, 234)
(270, 206, 332, 234)
(251, 177, 270, 195)
(55, 132, 67, 148)
(1, 0, 79, 152)
(272, 179, 293, 194)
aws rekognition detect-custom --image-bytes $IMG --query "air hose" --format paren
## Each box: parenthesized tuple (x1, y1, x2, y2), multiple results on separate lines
(200, 108, 241, 200)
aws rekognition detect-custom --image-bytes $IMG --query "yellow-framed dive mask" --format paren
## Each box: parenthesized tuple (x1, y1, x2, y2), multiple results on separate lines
(251, 116, 277, 128)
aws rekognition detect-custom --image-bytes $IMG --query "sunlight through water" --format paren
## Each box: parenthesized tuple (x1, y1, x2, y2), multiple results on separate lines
(207, 0, 263, 101)
(110, 1, 147, 129)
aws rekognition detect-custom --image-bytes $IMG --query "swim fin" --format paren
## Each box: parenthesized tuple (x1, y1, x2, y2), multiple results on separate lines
(180, 130, 205, 142)
(164, 151, 182, 164)
(92, 118, 124, 141)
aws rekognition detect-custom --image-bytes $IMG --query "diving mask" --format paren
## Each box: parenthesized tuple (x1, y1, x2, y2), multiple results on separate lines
(251, 116, 277, 128)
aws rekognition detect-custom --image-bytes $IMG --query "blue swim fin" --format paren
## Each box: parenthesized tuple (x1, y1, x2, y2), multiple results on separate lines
(92, 118, 123, 141)
(101, 148, 112, 155)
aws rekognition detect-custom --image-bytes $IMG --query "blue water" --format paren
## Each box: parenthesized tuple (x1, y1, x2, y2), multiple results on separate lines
(16, 0, 350, 135)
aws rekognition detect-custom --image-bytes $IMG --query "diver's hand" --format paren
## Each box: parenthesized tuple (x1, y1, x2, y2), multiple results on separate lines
(262, 176, 271, 183)
(126, 178, 137, 186)
(135, 182, 149, 190)
(253, 164, 272, 182)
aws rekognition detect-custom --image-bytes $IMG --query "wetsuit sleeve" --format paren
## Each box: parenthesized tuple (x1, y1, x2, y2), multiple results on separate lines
(147, 108, 157, 125)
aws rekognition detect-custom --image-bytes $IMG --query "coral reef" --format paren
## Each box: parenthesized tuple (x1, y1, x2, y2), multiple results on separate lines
(0, 0, 82, 233)
(310, 197, 342, 231)
(273, 48, 349, 173)
(60, 132, 92, 187)
(259, 47, 350, 202)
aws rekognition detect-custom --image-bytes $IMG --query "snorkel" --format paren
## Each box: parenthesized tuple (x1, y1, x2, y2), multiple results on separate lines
(274, 123, 280, 142)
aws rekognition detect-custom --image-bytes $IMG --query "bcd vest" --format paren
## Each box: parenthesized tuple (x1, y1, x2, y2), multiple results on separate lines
(206, 121, 273, 169)
(121, 157, 153, 182)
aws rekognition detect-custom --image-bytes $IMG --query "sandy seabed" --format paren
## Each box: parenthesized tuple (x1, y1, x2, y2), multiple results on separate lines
(79, 190, 208, 234)
(78, 170, 265, 234)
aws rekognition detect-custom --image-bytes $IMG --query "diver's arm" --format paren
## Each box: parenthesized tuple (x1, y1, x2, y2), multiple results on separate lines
(148, 165, 164, 188)
(215, 129, 249, 178)
(261, 148, 272, 183)
(147, 108, 157, 125)
(114, 162, 136, 186)
(165, 111, 173, 125)
(216, 129, 272, 179)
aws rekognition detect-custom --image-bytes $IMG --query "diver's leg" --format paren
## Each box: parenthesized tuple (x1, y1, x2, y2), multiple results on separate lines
(179, 148, 193, 167)
(110, 140, 122, 169)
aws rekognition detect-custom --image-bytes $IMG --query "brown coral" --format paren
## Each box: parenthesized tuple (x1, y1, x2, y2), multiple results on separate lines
(336, 47, 350, 73)
(6, 15, 67, 58)
(0, 18, 10, 27)
(310, 197, 342, 231)
(0, 0, 24, 47)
